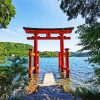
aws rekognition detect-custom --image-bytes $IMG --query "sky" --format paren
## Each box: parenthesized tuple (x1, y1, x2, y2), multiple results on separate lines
(0, 0, 85, 52)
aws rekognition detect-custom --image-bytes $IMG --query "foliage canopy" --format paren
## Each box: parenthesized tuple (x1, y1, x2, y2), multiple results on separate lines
(0, 56, 28, 99)
(0, 0, 16, 28)
(60, 0, 100, 25)
(60, 0, 100, 65)
(76, 22, 100, 64)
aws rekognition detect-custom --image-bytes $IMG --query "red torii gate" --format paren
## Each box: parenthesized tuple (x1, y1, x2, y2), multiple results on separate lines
(23, 27, 74, 79)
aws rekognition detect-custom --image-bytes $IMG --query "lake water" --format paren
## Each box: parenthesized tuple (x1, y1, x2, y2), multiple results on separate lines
(37, 57, 95, 87)
(1, 57, 96, 88)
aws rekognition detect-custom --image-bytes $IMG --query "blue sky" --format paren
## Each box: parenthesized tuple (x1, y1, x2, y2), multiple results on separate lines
(0, 0, 85, 52)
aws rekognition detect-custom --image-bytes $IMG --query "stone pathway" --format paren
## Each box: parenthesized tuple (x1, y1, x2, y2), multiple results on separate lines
(23, 86, 81, 100)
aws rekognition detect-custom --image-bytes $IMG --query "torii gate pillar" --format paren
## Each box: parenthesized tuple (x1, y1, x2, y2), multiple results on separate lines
(60, 33, 64, 72)
(34, 33, 38, 74)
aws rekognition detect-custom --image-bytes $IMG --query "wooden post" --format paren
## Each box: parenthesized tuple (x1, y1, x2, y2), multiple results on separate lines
(58, 52, 61, 70)
(37, 51, 39, 73)
(29, 49, 33, 79)
(60, 33, 64, 72)
(34, 33, 38, 74)
(65, 48, 70, 78)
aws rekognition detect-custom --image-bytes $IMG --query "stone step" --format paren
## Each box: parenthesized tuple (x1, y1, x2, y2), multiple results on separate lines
(38, 72, 57, 86)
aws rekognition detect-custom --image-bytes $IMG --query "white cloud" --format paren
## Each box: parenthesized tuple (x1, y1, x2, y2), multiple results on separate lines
(1, 28, 25, 37)
(1, 29, 18, 37)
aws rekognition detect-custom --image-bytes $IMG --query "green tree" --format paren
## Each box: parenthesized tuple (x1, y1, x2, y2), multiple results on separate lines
(0, 0, 16, 28)
(0, 56, 28, 99)
(76, 23, 100, 64)
(60, 0, 100, 25)
(60, 0, 100, 64)
(74, 87, 100, 100)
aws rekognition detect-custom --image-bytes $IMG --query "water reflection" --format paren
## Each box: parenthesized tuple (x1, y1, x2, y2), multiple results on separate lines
(1, 57, 96, 93)
(26, 57, 96, 93)
(57, 78, 73, 92)
(27, 70, 73, 94)
(27, 74, 38, 94)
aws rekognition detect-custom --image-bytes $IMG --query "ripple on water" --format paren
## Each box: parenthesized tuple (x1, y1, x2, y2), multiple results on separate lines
(38, 57, 95, 87)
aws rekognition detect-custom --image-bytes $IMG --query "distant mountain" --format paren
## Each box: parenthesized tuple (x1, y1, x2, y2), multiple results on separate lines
(39, 51, 88, 57)
(70, 52, 88, 57)
(39, 51, 58, 57)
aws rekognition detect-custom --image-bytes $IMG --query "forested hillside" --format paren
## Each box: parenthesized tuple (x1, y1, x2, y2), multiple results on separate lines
(0, 42, 88, 57)
(0, 42, 32, 56)
(39, 51, 58, 57)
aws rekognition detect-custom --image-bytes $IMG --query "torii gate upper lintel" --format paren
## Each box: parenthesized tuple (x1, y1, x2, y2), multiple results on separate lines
(23, 27, 74, 79)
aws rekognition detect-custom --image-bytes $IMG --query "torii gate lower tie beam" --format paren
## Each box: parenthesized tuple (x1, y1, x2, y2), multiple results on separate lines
(23, 27, 74, 79)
